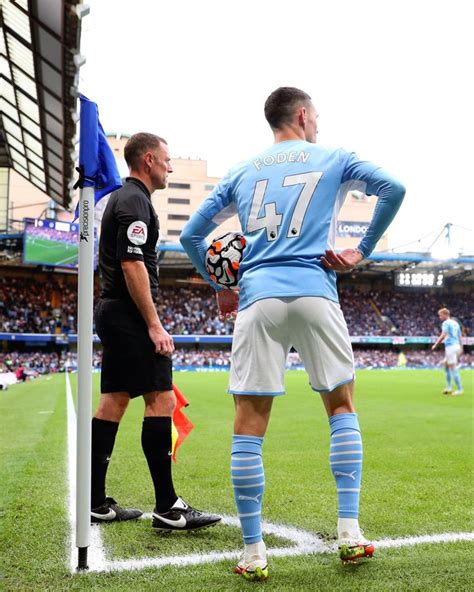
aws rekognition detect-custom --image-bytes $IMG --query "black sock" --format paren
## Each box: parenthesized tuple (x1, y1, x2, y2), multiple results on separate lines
(141, 416, 177, 513)
(91, 417, 119, 509)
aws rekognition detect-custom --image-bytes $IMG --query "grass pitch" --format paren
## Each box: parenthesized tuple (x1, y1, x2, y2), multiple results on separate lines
(0, 369, 472, 591)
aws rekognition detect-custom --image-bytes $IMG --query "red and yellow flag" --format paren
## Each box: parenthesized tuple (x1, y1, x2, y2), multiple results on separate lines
(171, 383, 194, 463)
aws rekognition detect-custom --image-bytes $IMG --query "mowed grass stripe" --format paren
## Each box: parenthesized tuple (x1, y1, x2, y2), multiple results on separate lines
(0, 374, 70, 588)
(1, 370, 472, 590)
(0, 376, 62, 508)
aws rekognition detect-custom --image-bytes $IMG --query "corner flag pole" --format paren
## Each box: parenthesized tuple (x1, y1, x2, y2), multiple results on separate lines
(76, 184, 94, 570)
(75, 95, 122, 570)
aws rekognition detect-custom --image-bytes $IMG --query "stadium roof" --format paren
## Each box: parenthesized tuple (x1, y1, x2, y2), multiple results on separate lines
(0, 0, 86, 210)
(157, 244, 474, 283)
(354, 251, 474, 282)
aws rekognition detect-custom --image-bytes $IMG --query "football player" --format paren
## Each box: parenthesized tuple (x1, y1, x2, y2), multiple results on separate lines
(181, 87, 405, 577)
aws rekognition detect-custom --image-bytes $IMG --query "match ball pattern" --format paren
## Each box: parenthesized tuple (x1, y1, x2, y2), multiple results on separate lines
(205, 232, 246, 288)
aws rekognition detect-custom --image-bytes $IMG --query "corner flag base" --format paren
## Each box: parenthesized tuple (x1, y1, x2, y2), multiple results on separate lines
(77, 547, 89, 571)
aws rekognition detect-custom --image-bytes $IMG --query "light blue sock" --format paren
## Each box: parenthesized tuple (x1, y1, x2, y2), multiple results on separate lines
(329, 413, 363, 519)
(231, 435, 264, 544)
(445, 367, 452, 389)
(452, 368, 462, 391)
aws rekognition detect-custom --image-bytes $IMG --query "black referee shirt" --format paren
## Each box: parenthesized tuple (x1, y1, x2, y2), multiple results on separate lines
(98, 177, 160, 302)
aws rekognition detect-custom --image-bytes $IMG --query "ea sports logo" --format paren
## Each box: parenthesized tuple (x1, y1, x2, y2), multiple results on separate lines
(127, 221, 147, 245)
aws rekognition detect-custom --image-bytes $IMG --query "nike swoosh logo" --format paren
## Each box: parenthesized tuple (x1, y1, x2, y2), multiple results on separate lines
(154, 513, 187, 528)
(91, 508, 116, 520)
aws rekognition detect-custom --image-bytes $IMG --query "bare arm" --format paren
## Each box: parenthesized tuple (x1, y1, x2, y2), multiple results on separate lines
(432, 331, 447, 351)
(121, 259, 174, 355)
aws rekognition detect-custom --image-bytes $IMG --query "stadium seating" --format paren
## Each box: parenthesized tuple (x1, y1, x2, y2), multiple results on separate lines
(1, 278, 471, 377)
(1, 348, 472, 379)
(1, 278, 471, 336)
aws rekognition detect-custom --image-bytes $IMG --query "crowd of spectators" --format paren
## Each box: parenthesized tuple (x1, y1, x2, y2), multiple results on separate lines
(369, 290, 472, 336)
(338, 287, 383, 335)
(173, 348, 232, 367)
(0, 350, 102, 378)
(156, 288, 234, 335)
(25, 223, 78, 245)
(0, 278, 472, 338)
(1, 347, 471, 384)
(0, 277, 77, 334)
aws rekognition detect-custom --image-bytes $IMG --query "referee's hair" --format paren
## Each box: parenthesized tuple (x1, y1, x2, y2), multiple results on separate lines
(264, 87, 312, 130)
(124, 133, 167, 169)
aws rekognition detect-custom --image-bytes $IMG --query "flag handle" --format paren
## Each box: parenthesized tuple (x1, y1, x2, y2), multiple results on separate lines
(76, 185, 95, 570)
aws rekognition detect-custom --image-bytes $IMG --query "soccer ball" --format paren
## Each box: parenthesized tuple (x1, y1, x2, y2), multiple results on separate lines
(205, 232, 246, 288)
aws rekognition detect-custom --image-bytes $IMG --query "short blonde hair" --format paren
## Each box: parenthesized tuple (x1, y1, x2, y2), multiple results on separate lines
(438, 307, 450, 316)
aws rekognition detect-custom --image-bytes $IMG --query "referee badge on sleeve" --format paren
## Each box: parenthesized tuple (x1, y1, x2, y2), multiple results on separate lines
(127, 221, 148, 245)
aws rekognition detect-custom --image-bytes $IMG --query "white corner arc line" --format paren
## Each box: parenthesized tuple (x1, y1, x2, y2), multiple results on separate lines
(65, 373, 474, 574)
(375, 532, 474, 549)
(66, 372, 107, 572)
(81, 511, 474, 573)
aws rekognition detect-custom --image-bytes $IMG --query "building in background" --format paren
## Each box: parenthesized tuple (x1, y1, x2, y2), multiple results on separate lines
(5, 133, 388, 251)
(106, 134, 388, 250)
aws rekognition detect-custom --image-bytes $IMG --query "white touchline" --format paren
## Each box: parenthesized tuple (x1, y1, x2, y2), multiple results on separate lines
(65, 374, 474, 575)
(66, 373, 107, 573)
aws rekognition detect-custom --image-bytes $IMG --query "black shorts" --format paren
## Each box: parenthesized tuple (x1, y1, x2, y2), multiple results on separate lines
(95, 298, 172, 398)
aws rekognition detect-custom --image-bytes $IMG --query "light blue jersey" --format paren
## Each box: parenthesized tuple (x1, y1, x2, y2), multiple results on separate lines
(181, 140, 405, 311)
(442, 318, 461, 347)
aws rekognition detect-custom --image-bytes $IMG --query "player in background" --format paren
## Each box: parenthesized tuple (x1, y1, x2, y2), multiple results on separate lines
(432, 308, 464, 395)
(180, 87, 405, 578)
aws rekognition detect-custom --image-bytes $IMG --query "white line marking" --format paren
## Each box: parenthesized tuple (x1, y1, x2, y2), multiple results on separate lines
(66, 372, 107, 572)
(64, 375, 474, 575)
(80, 511, 474, 573)
(86, 514, 327, 572)
(375, 532, 474, 549)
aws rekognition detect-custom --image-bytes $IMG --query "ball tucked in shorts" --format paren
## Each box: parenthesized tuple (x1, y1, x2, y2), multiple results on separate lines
(95, 298, 172, 397)
(444, 344, 461, 365)
(229, 296, 354, 396)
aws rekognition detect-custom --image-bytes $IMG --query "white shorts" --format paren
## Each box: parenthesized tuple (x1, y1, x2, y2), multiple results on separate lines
(444, 344, 461, 365)
(229, 297, 354, 395)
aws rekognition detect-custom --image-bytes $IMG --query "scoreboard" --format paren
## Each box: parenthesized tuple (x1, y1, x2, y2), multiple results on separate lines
(395, 272, 444, 288)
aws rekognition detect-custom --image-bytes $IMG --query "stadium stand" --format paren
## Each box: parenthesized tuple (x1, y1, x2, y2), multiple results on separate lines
(1, 278, 471, 337)
(1, 347, 471, 381)
(0, 273, 472, 384)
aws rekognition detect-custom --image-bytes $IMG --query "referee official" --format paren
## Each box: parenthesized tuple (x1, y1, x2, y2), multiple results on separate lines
(91, 133, 221, 531)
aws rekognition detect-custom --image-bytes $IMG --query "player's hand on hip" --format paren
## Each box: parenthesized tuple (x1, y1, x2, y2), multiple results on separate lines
(321, 248, 363, 272)
(149, 325, 174, 355)
(217, 289, 239, 321)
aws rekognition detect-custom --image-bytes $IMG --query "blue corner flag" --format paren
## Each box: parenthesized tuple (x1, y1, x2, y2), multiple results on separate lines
(76, 95, 122, 205)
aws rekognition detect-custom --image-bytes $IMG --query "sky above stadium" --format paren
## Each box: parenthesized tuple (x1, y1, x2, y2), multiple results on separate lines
(79, 0, 473, 255)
